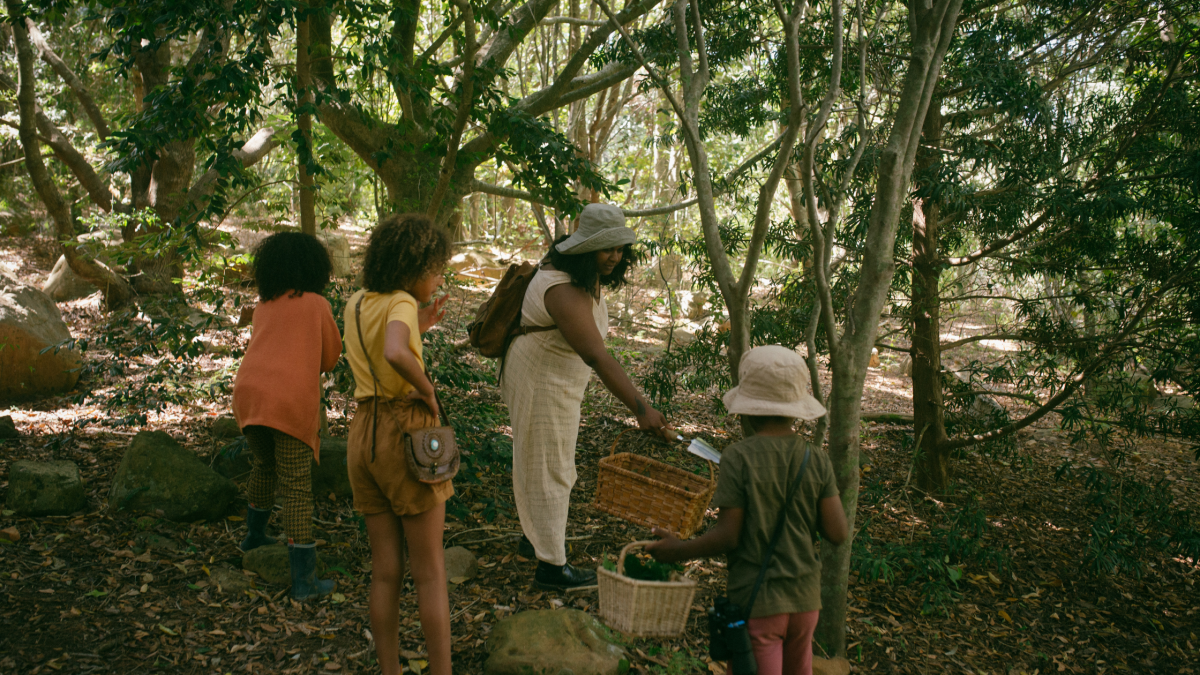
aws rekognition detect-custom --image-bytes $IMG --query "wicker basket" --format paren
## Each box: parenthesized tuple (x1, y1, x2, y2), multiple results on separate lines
(592, 428, 716, 538)
(598, 540, 697, 637)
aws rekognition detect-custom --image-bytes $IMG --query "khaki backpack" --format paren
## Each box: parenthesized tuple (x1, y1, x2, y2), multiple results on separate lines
(467, 261, 556, 359)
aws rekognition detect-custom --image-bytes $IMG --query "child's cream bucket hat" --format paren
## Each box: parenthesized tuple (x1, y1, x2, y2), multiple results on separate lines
(722, 345, 827, 420)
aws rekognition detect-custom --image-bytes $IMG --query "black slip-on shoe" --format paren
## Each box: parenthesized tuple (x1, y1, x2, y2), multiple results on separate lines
(534, 561, 597, 590)
(517, 534, 535, 559)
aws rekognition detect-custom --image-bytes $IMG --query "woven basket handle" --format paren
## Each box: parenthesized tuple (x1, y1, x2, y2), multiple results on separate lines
(616, 540, 656, 577)
(608, 427, 643, 457)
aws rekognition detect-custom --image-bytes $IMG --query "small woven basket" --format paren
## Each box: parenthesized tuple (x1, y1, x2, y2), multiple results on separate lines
(592, 428, 715, 538)
(598, 540, 697, 637)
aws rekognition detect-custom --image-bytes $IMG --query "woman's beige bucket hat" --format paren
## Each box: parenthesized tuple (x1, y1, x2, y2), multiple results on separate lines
(555, 203, 637, 254)
(722, 345, 827, 420)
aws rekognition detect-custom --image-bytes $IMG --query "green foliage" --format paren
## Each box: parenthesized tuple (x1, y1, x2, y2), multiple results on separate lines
(1055, 463, 1200, 577)
(601, 551, 684, 582)
(487, 110, 617, 217)
(852, 498, 1007, 614)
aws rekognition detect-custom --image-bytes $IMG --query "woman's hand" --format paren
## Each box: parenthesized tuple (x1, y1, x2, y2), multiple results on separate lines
(644, 528, 685, 563)
(635, 401, 672, 439)
(418, 295, 449, 334)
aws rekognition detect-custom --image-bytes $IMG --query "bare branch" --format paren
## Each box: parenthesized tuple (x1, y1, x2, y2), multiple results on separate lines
(539, 16, 606, 26)
(6, 2, 134, 309)
(25, 19, 110, 140)
(181, 128, 278, 219)
(945, 210, 1050, 266)
(0, 73, 118, 213)
(939, 332, 1023, 351)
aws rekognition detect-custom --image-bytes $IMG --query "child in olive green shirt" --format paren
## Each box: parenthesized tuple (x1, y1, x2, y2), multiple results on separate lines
(647, 346, 849, 675)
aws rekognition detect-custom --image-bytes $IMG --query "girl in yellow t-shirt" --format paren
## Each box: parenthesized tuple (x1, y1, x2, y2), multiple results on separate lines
(343, 213, 452, 675)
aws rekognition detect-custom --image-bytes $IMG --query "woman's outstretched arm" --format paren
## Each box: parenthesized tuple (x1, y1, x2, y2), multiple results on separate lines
(544, 283, 670, 437)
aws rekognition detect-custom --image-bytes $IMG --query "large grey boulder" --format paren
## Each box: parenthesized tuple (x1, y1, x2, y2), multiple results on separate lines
(42, 255, 98, 302)
(311, 437, 351, 499)
(485, 609, 627, 675)
(6, 460, 87, 516)
(0, 274, 81, 401)
(110, 431, 238, 521)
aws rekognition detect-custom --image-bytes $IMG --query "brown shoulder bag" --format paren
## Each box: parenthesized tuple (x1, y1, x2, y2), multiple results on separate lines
(355, 295, 459, 484)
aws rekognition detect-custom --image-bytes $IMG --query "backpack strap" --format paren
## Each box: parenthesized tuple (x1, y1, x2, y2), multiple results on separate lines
(743, 441, 812, 619)
(498, 267, 557, 382)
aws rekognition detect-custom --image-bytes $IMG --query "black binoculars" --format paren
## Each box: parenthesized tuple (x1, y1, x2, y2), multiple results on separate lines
(707, 597, 757, 675)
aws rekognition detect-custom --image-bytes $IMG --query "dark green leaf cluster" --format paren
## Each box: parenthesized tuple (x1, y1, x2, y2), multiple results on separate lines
(489, 109, 615, 217)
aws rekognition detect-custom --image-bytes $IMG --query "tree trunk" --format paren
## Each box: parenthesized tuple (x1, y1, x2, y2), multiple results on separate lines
(815, 349, 865, 656)
(814, 0, 963, 656)
(912, 101, 951, 493)
(297, 6, 316, 235)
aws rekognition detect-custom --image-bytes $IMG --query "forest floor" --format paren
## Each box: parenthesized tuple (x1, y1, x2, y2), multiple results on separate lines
(1, 230, 1198, 675)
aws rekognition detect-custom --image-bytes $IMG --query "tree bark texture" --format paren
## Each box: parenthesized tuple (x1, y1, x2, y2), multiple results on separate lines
(297, 6, 317, 235)
(815, 0, 963, 656)
(912, 102, 951, 493)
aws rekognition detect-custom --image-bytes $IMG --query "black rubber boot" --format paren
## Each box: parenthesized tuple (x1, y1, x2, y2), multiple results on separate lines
(517, 534, 535, 559)
(239, 506, 276, 552)
(288, 543, 335, 601)
(535, 561, 597, 590)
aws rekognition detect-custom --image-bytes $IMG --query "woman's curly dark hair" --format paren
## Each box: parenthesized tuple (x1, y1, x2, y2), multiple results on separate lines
(252, 231, 332, 302)
(547, 234, 638, 294)
(362, 213, 452, 293)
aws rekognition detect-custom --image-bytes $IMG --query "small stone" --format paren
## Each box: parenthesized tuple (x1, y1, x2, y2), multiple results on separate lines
(444, 546, 478, 582)
(813, 656, 851, 675)
(485, 609, 626, 675)
(208, 566, 253, 594)
(242, 544, 292, 585)
(211, 416, 242, 440)
(6, 460, 87, 516)
(0, 415, 19, 440)
(136, 532, 180, 553)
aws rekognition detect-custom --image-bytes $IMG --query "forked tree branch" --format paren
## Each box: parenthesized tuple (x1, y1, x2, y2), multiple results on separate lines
(6, 1, 135, 310)
(0, 72, 120, 213)
(25, 19, 110, 141)
(181, 128, 278, 221)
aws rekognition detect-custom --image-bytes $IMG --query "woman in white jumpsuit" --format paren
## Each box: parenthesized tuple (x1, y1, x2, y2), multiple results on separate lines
(501, 203, 672, 589)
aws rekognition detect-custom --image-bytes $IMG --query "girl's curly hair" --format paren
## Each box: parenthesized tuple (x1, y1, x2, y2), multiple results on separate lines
(252, 231, 332, 301)
(546, 234, 638, 294)
(362, 213, 452, 293)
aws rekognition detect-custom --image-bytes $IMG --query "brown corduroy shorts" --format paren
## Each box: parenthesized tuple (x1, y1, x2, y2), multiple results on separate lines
(347, 397, 455, 516)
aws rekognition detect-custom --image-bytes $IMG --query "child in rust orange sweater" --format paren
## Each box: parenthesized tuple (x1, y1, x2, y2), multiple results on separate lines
(232, 231, 342, 601)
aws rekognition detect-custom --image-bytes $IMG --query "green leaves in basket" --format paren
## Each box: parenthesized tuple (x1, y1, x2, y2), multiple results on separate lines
(603, 552, 684, 582)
